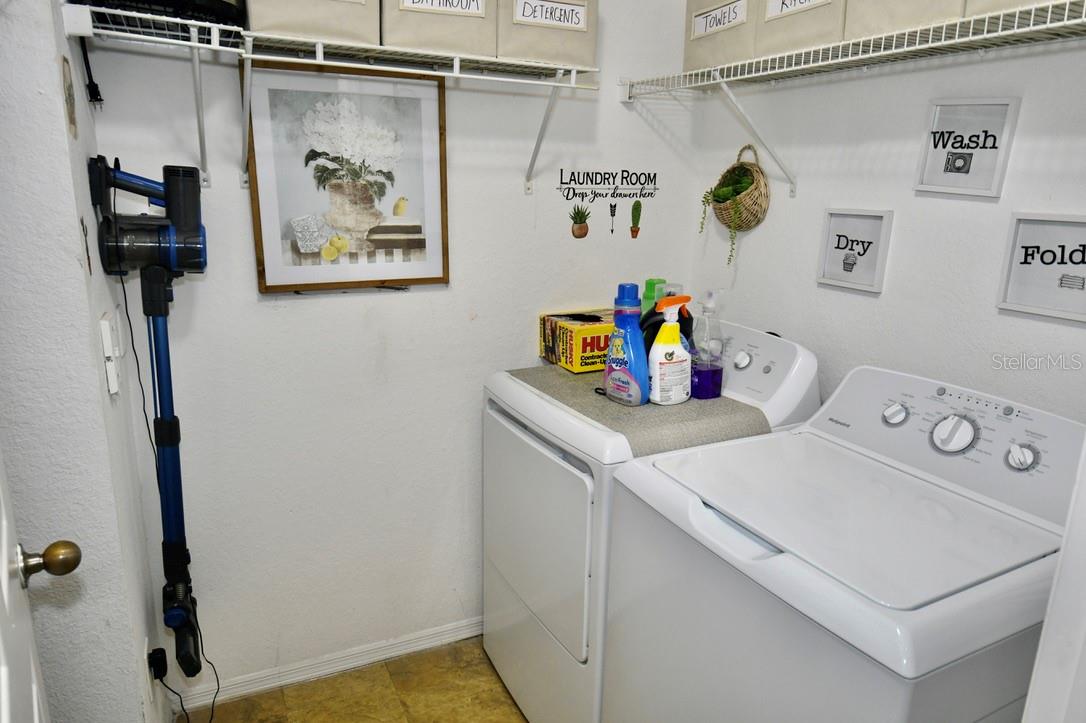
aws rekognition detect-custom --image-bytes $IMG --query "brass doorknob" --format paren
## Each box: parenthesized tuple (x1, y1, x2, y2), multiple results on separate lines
(18, 540, 82, 589)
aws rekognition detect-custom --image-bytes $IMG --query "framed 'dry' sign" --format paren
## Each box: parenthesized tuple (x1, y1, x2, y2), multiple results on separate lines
(999, 213, 1086, 324)
(247, 62, 449, 293)
(817, 209, 894, 294)
(915, 97, 1020, 198)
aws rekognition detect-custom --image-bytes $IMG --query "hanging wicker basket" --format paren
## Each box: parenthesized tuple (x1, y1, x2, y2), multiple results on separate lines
(711, 144, 770, 232)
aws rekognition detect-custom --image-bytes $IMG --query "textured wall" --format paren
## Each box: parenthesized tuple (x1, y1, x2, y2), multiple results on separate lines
(0, 1, 166, 721)
(689, 45, 1086, 422)
(89, 0, 695, 697)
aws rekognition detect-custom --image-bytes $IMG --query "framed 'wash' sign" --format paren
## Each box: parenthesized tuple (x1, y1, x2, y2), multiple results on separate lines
(999, 214, 1086, 324)
(916, 97, 1020, 198)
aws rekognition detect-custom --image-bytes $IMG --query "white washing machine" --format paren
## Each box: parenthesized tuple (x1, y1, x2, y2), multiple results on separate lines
(483, 321, 819, 723)
(603, 366, 1086, 723)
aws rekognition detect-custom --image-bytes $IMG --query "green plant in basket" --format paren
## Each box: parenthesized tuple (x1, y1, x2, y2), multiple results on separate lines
(699, 166, 755, 264)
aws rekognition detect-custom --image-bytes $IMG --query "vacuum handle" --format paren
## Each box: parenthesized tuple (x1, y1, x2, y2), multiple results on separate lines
(173, 623, 202, 678)
(112, 168, 166, 201)
(163, 166, 202, 234)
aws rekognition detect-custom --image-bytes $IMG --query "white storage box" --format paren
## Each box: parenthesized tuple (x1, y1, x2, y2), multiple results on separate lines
(684, 0, 758, 71)
(248, 0, 380, 45)
(497, 0, 598, 68)
(382, 0, 497, 56)
(754, 0, 846, 57)
(965, 0, 1036, 15)
(844, 0, 964, 40)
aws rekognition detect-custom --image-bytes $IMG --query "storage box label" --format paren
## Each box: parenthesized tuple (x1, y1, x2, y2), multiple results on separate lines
(692, 0, 747, 39)
(765, 0, 831, 21)
(513, 0, 588, 31)
(399, 0, 485, 16)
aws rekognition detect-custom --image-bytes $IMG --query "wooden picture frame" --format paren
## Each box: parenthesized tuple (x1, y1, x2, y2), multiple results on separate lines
(915, 97, 1020, 198)
(246, 61, 448, 293)
(817, 209, 894, 294)
(998, 213, 1086, 324)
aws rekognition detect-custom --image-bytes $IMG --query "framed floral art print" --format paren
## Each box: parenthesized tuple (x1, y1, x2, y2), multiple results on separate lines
(247, 62, 449, 293)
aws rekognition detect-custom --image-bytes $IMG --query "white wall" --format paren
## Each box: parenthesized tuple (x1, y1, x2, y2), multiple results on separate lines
(89, 0, 694, 699)
(0, 1, 168, 721)
(688, 44, 1086, 422)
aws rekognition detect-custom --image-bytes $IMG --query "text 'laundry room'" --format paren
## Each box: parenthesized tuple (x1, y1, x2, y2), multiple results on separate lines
(2, 1, 1086, 722)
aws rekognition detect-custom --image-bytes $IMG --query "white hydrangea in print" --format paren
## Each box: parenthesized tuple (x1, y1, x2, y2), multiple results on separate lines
(301, 97, 403, 201)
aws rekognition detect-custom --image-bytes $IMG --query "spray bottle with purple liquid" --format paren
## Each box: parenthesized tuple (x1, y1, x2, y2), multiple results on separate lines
(691, 290, 725, 399)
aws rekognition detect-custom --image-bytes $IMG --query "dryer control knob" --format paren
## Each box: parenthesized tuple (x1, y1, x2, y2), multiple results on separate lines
(882, 403, 909, 426)
(734, 351, 752, 370)
(932, 415, 977, 454)
(1007, 443, 1039, 471)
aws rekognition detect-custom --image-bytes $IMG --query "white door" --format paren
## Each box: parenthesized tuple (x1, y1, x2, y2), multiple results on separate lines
(1, 445, 52, 723)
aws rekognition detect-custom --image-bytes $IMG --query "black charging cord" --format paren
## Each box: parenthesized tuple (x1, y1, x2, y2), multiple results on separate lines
(193, 603, 221, 721)
(78, 37, 103, 107)
(159, 679, 191, 723)
(119, 277, 160, 480)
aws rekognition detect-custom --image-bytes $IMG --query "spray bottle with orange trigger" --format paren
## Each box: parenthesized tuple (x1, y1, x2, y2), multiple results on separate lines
(648, 295, 692, 406)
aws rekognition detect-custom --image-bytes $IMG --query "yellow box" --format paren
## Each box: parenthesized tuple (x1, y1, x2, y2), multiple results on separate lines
(539, 309, 614, 373)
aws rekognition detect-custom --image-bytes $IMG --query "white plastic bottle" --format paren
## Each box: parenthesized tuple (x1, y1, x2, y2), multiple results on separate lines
(649, 296, 692, 406)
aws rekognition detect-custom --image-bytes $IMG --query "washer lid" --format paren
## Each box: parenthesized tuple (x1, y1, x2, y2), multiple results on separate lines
(654, 433, 1061, 611)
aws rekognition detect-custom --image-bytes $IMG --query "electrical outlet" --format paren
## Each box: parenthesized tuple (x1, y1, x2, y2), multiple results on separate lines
(99, 313, 121, 395)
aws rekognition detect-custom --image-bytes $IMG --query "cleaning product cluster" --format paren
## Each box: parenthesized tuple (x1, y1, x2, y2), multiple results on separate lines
(601, 280, 723, 407)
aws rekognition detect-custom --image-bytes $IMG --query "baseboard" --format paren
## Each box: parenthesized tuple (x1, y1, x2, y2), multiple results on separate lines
(179, 616, 484, 710)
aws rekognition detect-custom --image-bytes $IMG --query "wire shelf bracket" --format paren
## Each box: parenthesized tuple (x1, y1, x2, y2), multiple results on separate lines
(715, 74, 797, 198)
(524, 73, 563, 195)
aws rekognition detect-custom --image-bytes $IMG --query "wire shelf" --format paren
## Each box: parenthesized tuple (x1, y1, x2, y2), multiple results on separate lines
(66, 3, 597, 190)
(628, 1, 1086, 97)
(84, 5, 244, 52)
(76, 4, 598, 88)
(248, 35, 598, 87)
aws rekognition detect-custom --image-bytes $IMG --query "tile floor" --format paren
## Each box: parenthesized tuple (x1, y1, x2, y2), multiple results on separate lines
(179, 637, 526, 723)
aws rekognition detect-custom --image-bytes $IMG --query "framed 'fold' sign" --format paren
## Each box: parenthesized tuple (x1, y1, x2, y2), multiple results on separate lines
(915, 97, 1020, 198)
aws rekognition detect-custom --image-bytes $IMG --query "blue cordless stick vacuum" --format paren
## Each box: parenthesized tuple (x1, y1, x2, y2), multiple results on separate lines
(88, 155, 207, 677)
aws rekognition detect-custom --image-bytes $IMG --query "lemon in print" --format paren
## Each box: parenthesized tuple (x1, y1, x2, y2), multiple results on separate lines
(329, 235, 350, 253)
(320, 243, 339, 262)
(393, 196, 409, 217)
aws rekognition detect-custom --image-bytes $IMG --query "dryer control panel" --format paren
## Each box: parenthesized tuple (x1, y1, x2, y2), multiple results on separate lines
(810, 366, 1086, 529)
(718, 322, 798, 403)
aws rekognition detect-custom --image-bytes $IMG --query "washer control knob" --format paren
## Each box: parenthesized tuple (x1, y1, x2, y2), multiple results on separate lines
(882, 403, 909, 426)
(932, 415, 977, 454)
(734, 351, 752, 370)
(1007, 443, 1039, 471)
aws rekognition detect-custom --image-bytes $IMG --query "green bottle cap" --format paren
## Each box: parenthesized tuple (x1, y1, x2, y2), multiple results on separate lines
(642, 278, 666, 313)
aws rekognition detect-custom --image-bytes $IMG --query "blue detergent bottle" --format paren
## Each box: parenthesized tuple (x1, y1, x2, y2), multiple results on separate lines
(604, 283, 650, 406)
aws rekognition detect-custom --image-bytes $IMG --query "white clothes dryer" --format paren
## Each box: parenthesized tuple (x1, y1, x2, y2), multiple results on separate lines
(483, 321, 819, 723)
